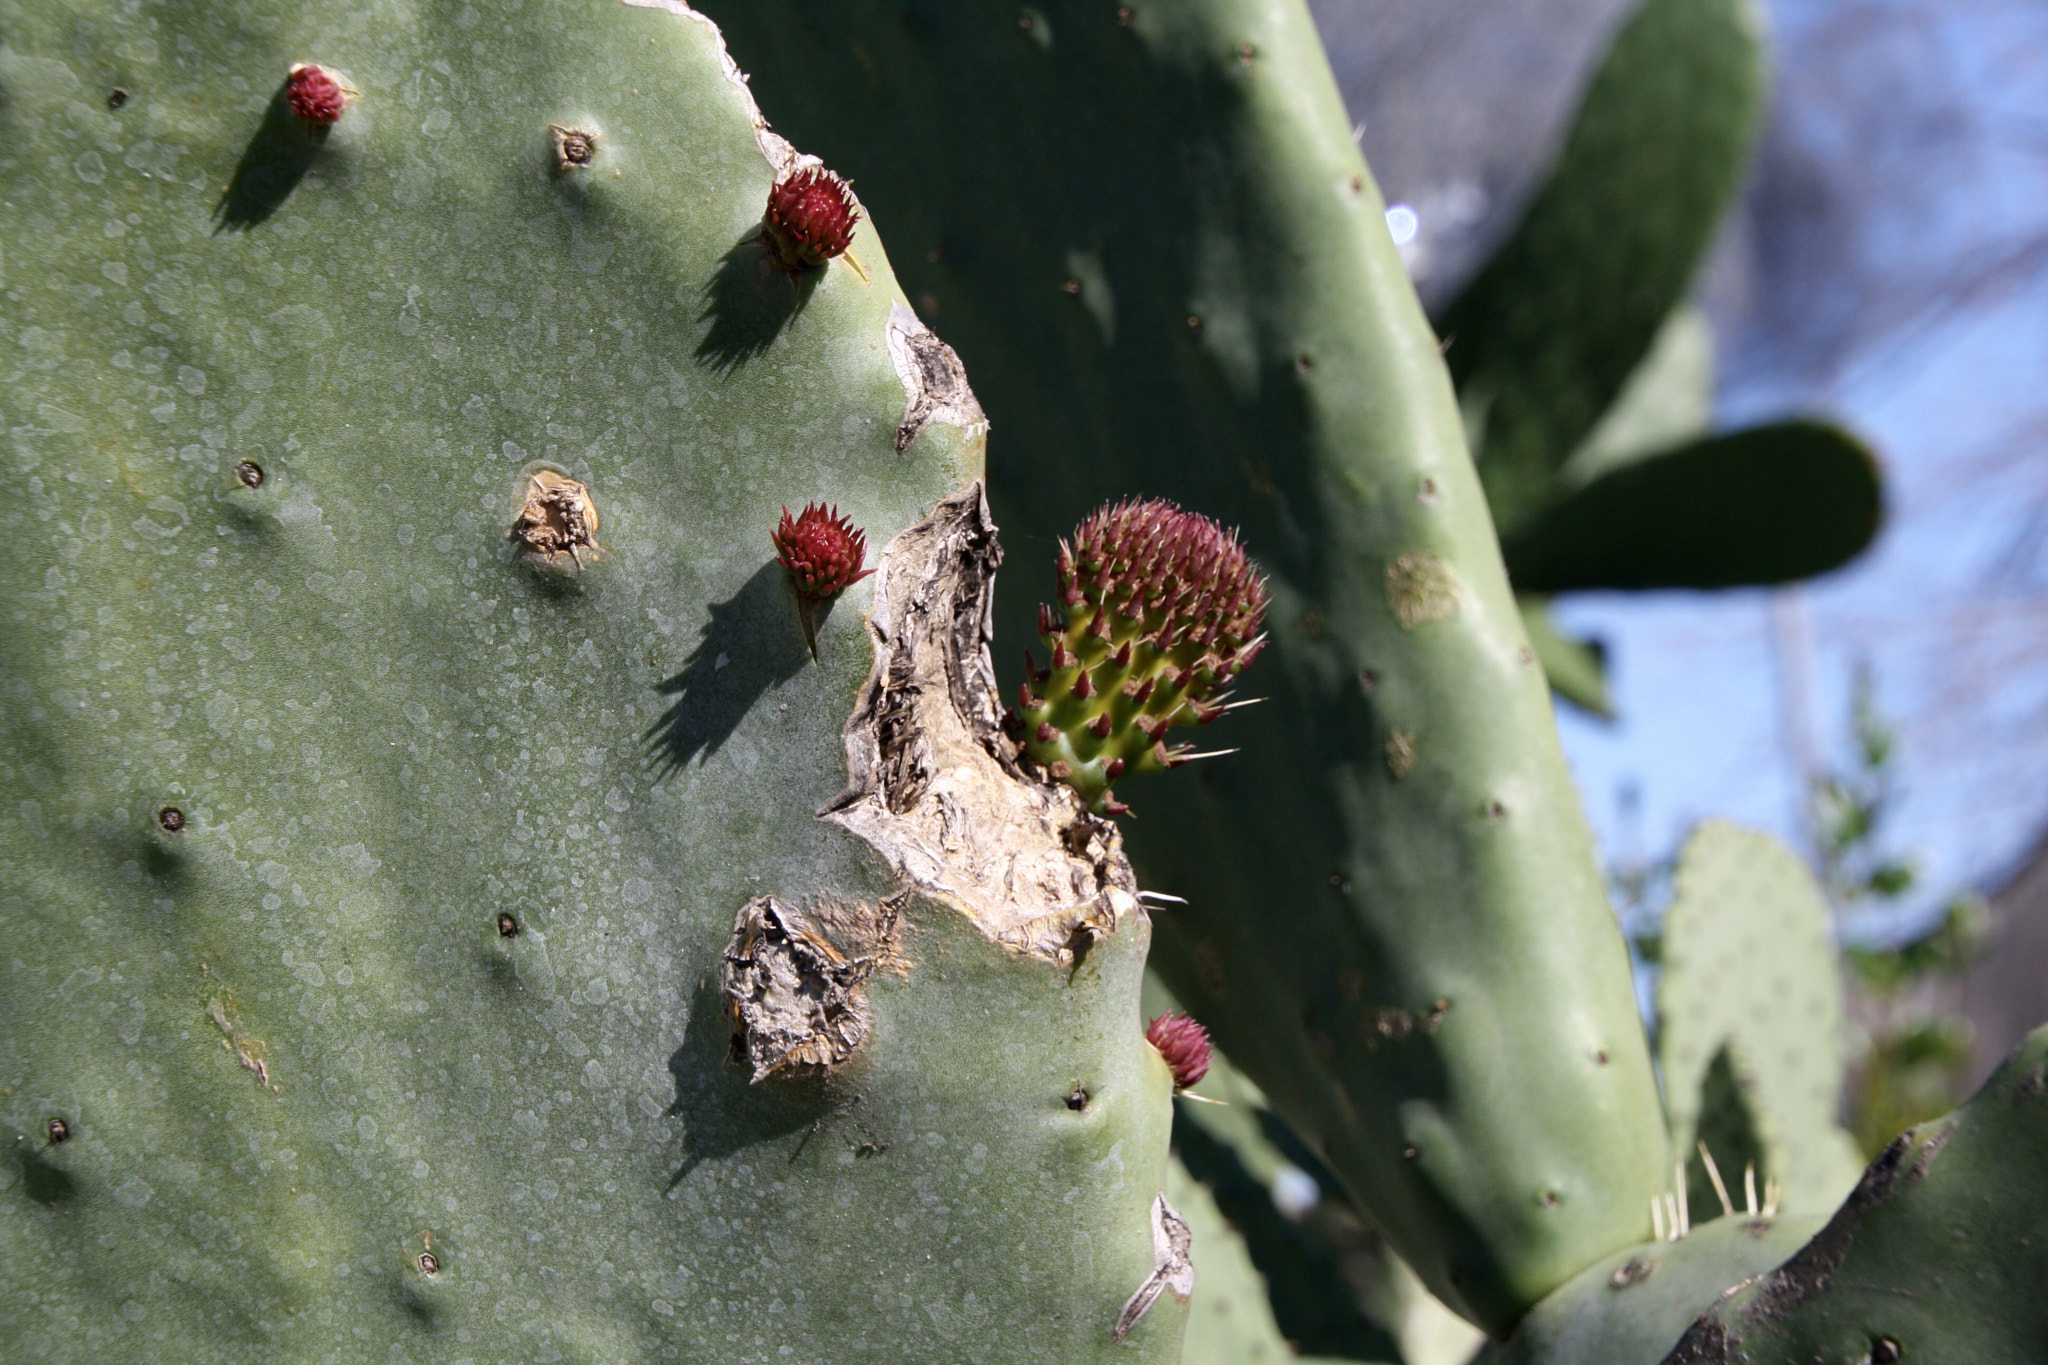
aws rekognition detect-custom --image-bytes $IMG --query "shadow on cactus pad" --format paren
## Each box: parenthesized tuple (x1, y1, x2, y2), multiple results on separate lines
(648, 560, 821, 773)
(696, 233, 823, 373)
(215, 82, 336, 231)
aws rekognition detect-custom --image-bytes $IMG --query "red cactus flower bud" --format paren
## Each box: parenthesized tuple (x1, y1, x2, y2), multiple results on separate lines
(1015, 495, 1267, 815)
(762, 167, 861, 270)
(1036, 722, 1059, 744)
(286, 64, 349, 126)
(773, 502, 874, 601)
(1146, 1012, 1211, 1092)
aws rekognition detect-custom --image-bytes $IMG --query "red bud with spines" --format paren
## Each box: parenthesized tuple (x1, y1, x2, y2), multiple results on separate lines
(1012, 497, 1267, 814)
(773, 502, 873, 601)
(761, 166, 861, 270)
(1146, 1012, 1212, 1092)
(286, 64, 349, 126)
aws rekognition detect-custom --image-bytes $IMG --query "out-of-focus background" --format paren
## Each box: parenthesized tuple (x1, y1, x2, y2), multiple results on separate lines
(1308, 0, 2048, 1109)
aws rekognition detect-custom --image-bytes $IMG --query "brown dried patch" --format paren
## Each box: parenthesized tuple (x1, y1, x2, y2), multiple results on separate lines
(508, 468, 605, 570)
(548, 122, 599, 172)
(820, 485, 1140, 962)
(721, 895, 904, 1082)
(1609, 1256, 1658, 1289)
(1385, 729, 1417, 778)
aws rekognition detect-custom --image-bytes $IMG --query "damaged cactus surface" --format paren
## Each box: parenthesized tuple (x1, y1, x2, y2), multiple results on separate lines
(707, 0, 1670, 1334)
(0, 2, 1179, 1361)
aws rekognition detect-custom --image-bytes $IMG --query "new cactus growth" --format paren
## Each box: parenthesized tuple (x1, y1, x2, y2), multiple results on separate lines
(1147, 1013, 1213, 1093)
(773, 501, 875, 599)
(284, 62, 349, 126)
(3, 0, 2032, 1358)
(1008, 499, 1267, 814)
(762, 166, 861, 269)
(773, 501, 874, 656)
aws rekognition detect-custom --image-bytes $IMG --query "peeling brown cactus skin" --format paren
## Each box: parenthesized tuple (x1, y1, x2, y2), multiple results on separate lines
(507, 468, 604, 570)
(720, 896, 902, 1082)
(820, 486, 1144, 962)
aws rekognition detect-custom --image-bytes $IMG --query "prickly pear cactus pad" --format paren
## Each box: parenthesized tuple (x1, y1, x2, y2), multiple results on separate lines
(704, 0, 1672, 1334)
(0, 3, 1180, 1361)
(1663, 1025, 2048, 1364)
(1481, 1213, 1825, 1365)
(1437, 0, 1766, 534)
(1658, 822, 1865, 1219)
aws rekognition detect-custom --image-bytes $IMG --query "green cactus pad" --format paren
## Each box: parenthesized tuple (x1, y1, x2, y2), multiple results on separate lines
(705, 0, 1673, 1332)
(1482, 1213, 1826, 1365)
(1501, 420, 1883, 593)
(1664, 1025, 2048, 1363)
(1167, 1156, 1307, 1365)
(1685, 1042, 1773, 1225)
(1657, 822, 1867, 1220)
(1559, 307, 1716, 484)
(0, 3, 1180, 1361)
(1517, 596, 1613, 718)
(1437, 0, 1767, 534)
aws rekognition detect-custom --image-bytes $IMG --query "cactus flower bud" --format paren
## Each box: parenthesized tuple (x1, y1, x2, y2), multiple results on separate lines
(286, 64, 349, 126)
(773, 502, 873, 602)
(774, 502, 874, 659)
(1012, 497, 1267, 814)
(1145, 1012, 1212, 1092)
(762, 167, 861, 270)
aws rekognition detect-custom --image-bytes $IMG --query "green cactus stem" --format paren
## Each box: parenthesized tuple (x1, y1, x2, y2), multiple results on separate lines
(1007, 499, 1267, 815)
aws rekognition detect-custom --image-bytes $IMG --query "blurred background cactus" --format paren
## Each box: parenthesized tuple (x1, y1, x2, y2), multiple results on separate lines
(6, 0, 2042, 1362)
(1426, 0, 1883, 716)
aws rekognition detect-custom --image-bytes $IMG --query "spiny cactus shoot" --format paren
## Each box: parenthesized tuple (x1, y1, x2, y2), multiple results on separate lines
(285, 63, 348, 126)
(762, 167, 860, 269)
(1007, 498, 1267, 814)
(773, 501, 873, 601)
(1146, 1012, 1212, 1093)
